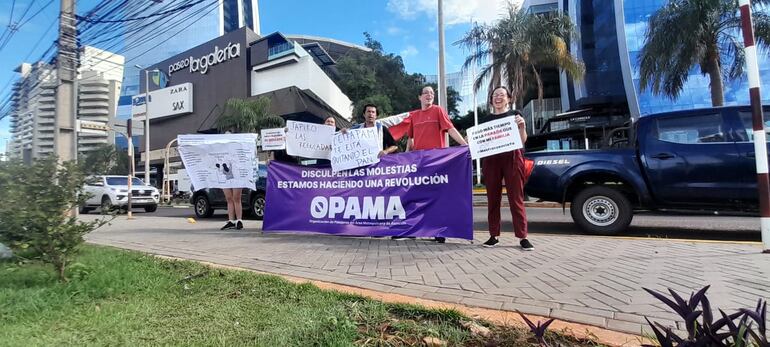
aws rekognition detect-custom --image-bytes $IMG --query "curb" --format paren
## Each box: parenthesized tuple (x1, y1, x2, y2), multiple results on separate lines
(473, 202, 567, 208)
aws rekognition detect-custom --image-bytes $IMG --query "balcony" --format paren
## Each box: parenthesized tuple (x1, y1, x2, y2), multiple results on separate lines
(79, 93, 109, 101)
(268, 42, 304, 61)
(80, 84, 110, 94)
(79, 100, 110, 108)
(78, 108, 109, 116)
(79, 116, 109, 124)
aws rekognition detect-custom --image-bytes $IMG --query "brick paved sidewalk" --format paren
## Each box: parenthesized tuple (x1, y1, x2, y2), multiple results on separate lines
(84, 215, 770, 336)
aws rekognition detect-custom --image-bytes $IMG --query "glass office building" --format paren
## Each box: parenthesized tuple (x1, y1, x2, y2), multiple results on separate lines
(622, 0, 770, 116)
(425, 71, 489, 116)
(118, 0, 260, 100)
(523, 0, 770, 119)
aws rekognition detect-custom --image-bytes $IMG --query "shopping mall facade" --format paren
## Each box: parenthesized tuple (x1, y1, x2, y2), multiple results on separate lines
(126, 26, 368, 185)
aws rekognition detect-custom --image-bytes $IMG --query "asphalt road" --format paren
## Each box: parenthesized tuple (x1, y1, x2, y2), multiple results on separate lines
(99, 206, 762, 242)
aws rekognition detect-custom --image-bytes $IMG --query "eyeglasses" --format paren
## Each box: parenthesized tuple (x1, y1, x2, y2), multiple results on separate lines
(492, 93, 508, 98)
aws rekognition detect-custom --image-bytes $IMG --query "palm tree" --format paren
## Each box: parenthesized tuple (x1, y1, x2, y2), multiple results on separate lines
(456, 4, 585, 108)
(216, 97, 284, 134)
(639, 0, 770, 107)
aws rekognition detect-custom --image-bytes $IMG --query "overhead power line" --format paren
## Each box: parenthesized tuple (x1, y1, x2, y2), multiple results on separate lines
(76, 0, 205, 23)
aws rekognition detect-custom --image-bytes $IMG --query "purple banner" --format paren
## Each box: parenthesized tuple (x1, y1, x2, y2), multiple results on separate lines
(263, 147, 473, 240)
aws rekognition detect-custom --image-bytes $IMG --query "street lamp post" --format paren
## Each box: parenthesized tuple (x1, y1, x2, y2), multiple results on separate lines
(136, 65, 159, 187)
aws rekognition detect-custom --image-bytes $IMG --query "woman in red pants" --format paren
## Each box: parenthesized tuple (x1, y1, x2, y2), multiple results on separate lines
(481, 86, 533, 250)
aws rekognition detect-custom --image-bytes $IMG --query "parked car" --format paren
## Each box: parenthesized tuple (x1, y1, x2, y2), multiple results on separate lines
(190, 165, 267, 219)
(525, 105, 770, 234)
(81, 175, 159, 213)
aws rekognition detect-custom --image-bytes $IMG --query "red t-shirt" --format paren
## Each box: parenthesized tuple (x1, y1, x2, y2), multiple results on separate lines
(407, 105, 455, 150)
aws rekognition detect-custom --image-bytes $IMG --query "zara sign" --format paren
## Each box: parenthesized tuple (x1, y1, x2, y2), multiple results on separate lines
(132, 83, 194, 120)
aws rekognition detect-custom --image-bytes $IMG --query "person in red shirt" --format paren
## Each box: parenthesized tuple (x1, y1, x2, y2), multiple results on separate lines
(406, 86, 468, 151)
(401, 86, 467, 243)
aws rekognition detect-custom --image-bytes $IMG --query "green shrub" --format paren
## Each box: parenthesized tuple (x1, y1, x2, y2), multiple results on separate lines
(0, 157, 110, 281)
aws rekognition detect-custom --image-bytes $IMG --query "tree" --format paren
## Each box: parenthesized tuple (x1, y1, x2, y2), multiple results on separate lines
(216, 97, 285, 133)
(0, 158, 110, 281)
(335, 33, 462, 119)
(639, 0, 770, 106)
(452, 107, 491, 135)
(456, 4, 584, 108)
(79, 144, 130, 176)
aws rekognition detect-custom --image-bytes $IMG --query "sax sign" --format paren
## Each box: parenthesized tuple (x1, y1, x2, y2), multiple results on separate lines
(132, 83, 194, 120)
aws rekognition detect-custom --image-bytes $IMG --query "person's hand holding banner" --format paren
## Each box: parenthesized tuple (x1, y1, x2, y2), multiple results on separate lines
(331, 127, 380, 172)
(286, 120, 334, 159)
(467, 116, 523, 160)
(260, 128, 286, 151)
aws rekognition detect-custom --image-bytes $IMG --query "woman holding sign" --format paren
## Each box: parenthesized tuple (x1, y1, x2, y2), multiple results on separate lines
(481, 86, 533, 250)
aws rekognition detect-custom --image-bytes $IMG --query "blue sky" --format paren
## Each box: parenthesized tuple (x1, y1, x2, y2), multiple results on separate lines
(0, 0, 515, 153)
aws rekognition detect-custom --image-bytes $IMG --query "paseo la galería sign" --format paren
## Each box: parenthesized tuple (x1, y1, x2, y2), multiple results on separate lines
(168, 42, 241, 75)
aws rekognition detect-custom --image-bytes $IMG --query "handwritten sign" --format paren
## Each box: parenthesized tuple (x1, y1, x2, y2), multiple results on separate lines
(330, 127, 380, 172)
(467, 116, 523, 159)
(285, 120, 334, 159)
(260, 128, 286, 151)
(177, 134, 258, 189)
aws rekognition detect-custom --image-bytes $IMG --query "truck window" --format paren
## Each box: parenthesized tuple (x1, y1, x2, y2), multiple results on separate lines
(737, 111, 770, 142)
(656, 113, 726, 144)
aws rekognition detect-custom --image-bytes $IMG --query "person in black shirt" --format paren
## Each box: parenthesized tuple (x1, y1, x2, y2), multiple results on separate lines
(480, 86, 534, 251)
(349, 104, 398, 157)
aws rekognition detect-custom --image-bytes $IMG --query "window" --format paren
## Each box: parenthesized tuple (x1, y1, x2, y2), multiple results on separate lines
(86, 177, 103, 186)
(106, 177, 145, 186)
(242, 0, 254, 31)
(223, 0, 239, 33)
(737, 111, 770, 142)
(656, 113, 726, 144)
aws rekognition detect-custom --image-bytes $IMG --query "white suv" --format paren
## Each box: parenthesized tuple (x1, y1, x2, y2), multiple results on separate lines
(81, 175, 159, 213)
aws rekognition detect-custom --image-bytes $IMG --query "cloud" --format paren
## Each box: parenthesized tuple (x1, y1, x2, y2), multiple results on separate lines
(400, 45, 419, 57)
(387, 0, 520, 26)
(429, 41, 439, 51)
(387, 26, 405, 35)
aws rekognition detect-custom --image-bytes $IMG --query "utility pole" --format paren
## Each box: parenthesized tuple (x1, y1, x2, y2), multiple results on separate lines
(145, 70, 151, 185)
(127, 119, 134, 219)
(738, 0, 770, 253)
(54, 0, 78, 162)
(437, 0, 448, 111)
(438, 0, 449, 147)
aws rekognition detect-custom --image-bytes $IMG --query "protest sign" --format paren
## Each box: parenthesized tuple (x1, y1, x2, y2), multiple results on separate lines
(467, 116, 523, 159)
(264, 147, 473, 240)
(330, 127, 380, 172)
(260, 128, 286, 151)
(285, 120, 334, 159)
(177, 134, 258, 189)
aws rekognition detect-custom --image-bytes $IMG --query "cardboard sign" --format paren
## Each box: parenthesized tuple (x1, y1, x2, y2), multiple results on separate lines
(467, 116, 523, 159)
(285, 120, 334, 159)
(330, 127, 380, 172)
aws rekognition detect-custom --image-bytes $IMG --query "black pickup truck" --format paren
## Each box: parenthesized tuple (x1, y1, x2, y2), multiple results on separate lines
(525, 105, 770, 234)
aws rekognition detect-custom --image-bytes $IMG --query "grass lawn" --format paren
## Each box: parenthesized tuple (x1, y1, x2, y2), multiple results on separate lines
(0, 245, 604, 346)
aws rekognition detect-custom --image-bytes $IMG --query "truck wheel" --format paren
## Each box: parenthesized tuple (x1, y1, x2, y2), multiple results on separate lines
(194, 195, 214, 218)
(144, 205, 158, 213)
(250, 192, 266, 220)
(571, 186, 633, 235)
